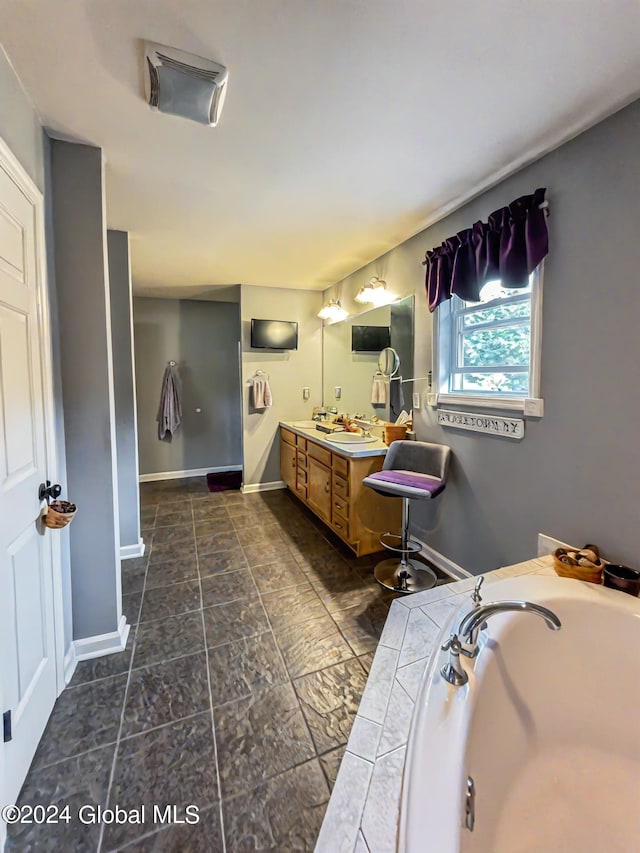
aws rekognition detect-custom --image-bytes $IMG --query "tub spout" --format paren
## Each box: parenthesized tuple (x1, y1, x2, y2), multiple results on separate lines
(459, 600, 561, 645)
(441, 600, 561, 687)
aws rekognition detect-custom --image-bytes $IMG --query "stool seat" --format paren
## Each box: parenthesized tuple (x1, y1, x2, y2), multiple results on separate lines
(362, 440, 451, 594)
(363, 470, 445, 500)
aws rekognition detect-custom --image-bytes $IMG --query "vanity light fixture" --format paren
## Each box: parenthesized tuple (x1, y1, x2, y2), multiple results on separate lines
(355, 276, 394, 307)
(318, 298, 348, 322)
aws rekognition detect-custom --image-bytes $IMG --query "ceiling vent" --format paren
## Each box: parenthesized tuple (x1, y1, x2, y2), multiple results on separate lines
(144, 41, 228, 127)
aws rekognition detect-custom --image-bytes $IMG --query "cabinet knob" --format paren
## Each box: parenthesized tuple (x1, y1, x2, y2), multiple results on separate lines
(325, 482, 330, 493)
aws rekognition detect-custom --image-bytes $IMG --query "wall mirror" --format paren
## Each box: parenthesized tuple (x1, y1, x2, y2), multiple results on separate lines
(322, 294, 414, 421)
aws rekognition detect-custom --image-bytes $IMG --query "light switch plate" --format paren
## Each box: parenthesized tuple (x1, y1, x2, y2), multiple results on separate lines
(334, 386, 342, 399)
(412, 392, 420, 409)
(303, 387, 310, 400)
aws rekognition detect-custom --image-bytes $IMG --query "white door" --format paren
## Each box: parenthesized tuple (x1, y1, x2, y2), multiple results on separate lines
(0, 146, 58, 811)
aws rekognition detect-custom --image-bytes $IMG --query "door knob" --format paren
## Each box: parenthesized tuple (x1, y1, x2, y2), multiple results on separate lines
(39, 481, 62, 503)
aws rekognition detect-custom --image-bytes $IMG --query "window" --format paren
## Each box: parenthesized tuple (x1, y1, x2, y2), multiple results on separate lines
(435, 265, 543, 413)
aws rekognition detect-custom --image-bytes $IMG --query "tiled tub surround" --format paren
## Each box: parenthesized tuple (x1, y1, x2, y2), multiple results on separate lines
(6, 479, 453, 852)
(315, 555, 558, 853)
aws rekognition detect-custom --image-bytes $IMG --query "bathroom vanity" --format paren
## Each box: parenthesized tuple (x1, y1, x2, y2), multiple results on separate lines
(280, 422, 401, 556)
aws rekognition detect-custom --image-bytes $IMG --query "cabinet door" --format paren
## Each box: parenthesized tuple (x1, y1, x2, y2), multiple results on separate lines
(307, 457, 332, 522)
(280, 439, 297, 490)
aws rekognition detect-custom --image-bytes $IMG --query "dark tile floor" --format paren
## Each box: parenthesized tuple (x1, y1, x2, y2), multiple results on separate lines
(7, 479, 451, 852)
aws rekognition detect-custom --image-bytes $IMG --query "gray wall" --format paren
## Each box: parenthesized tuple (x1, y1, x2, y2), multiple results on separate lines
(50, 140, 121, 639)
(108, 230, 141, 551)
(241, 285, 323, 487)
(43, 135, 73, 652)
(134, 298, 242, 476)
(325, 98, 640, 573)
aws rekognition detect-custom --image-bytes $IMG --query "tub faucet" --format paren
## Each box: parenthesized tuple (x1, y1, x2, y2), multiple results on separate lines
(441, 600, 562, 687)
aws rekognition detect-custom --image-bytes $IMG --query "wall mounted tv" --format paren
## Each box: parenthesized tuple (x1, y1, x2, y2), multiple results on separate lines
(351, 325, 391, 353)
(251, 318, 298, 350)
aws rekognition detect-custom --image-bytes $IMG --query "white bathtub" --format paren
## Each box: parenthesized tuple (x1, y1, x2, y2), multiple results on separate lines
(399, 575, 640, 853)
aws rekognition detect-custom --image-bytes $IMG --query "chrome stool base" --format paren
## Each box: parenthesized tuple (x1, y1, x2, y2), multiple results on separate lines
(374, 557, 437, 594)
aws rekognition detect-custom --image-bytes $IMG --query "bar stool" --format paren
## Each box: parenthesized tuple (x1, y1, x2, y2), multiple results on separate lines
(362, 440, 451, 593)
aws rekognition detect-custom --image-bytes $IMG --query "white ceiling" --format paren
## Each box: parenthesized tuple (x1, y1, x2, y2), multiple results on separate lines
(2, 1, 640, 294)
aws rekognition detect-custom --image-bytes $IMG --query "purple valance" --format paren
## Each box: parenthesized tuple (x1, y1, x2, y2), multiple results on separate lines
(423, 188, 549, 312)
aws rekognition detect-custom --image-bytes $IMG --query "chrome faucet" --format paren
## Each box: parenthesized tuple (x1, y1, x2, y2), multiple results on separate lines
(441, 600, 562, 687)
(462, 576, 485, 650)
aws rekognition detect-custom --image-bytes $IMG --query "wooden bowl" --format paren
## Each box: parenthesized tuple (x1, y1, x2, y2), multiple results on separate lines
(383, 425, 408, 445)
(553, 551, 604, 584)
(43, 500, 77, 529)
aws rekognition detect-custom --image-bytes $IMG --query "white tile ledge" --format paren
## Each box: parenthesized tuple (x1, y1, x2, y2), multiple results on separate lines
(316, 555, 554, 852)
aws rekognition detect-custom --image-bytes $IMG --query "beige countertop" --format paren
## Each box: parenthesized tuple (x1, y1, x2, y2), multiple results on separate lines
(280, 420, 389, 458)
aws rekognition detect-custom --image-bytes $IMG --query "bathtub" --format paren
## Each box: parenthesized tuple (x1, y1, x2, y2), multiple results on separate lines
(399, 575, 640, 853)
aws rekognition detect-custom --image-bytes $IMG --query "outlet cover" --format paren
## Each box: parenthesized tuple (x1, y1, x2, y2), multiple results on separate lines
(412, 392, 420, 409)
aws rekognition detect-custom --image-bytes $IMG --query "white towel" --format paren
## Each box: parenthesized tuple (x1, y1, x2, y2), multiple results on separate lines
(157, 365, 182, 442)
(371, 376, 387, 405)
(252, 377, 272, 409)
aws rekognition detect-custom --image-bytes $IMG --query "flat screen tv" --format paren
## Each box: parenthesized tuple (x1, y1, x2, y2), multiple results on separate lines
(351, 325, 390, 353)
(251, 318, 298, 350)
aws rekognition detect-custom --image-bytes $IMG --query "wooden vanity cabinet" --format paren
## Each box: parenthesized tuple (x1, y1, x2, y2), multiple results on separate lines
(280, 428, 297, 491)
(279, 427, 401, 556)
(307, 456, 332, 522)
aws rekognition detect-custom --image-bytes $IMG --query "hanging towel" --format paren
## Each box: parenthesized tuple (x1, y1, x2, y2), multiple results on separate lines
(157, 364, 182, 442)
(371, 375, 387, 405)
(252, 376, 273, 409)
(390, 376, 405, 418)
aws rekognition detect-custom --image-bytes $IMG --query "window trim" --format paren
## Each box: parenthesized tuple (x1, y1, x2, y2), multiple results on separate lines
(433, 264, 544, 417)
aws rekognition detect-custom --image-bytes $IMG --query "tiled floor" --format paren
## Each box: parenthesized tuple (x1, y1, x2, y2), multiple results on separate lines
(8, 479, 452, 852)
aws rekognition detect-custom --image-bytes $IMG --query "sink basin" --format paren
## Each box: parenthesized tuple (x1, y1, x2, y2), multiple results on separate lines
(326, 432, 377, 444)
(292, 420, 322, 429)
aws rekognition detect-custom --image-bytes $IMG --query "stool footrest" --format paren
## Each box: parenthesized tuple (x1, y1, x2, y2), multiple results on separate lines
(373, 558, 437, 594)
(380, 532, 422, 555)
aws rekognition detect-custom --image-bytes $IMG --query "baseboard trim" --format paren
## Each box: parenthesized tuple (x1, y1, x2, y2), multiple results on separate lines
(241, 480, 286, 494)
(120, 538, 145, 560)
(73, 615, 130, 662)
(63, 643, 77, 686)
(414, 537, 471, 580)
(139, 465, 242, 483)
